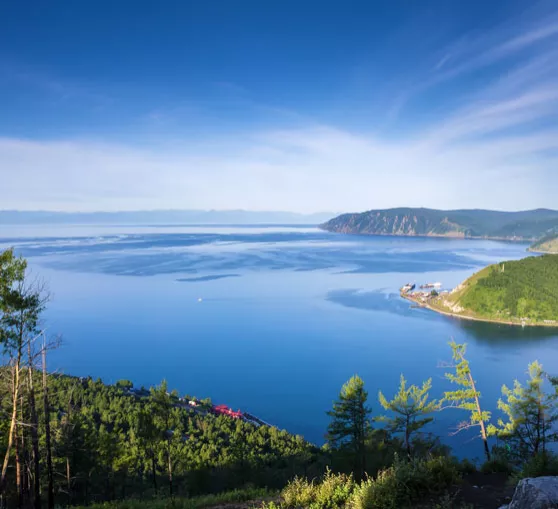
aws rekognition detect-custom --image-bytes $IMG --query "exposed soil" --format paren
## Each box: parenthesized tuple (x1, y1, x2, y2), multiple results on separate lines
(456, 472, 515, 508)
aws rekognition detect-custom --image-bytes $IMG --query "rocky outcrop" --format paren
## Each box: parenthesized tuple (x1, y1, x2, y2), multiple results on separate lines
(503, 477, 558, 508)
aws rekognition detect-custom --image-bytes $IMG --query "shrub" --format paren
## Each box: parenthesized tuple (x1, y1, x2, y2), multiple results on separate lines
(480, 456, 514, 475)
(457, 458, 477, 475)
(518, 451, 558, 479)
(281, 469, 355, 509)
(349, 455, 461, 509)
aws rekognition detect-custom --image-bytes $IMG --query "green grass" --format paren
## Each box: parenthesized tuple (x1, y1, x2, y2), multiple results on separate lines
(72, 488, 276, 509)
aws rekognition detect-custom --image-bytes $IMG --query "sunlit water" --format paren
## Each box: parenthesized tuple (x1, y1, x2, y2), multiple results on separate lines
(2, 224, 557, 460)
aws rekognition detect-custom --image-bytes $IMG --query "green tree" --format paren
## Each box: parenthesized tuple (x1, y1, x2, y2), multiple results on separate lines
(378, 375, 439, 457)
(442, 341, 491, 461)
(0, 248, 46, 507)
(150, 381, 179, 496)
(488, 361, 557, 459)
(326, 375, 371, 481)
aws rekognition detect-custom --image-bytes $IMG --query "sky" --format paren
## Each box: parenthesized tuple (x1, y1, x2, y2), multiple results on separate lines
(1, 0, 558, 213)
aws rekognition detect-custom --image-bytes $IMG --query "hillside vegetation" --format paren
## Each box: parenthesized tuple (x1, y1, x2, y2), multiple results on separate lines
(440, 255, 558, 323)
(530, 233, 558, 253)
(321, 208, 558, 240)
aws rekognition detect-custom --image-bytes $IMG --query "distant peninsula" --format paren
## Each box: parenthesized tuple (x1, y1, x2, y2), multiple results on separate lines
(321, 207, 558, 241)
(529, 233, 558, 253)
(402, 255, 558, 327)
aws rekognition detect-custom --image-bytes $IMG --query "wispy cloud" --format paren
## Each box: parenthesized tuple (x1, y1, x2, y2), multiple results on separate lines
(1, 7, 558, 212)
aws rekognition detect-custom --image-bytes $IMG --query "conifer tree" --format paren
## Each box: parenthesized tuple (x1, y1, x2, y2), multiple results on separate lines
(326, 375, 371, 481)
(378, 375, 439, 457)
(442, 341, 491, 461)
(488, 361, 557, 459)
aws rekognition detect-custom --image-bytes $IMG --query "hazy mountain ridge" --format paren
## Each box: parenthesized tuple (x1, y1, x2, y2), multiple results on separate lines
(0, 210, 335, 225)
(321, 207, 558, 240)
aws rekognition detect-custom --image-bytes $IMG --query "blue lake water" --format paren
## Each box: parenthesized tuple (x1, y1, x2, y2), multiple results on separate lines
(2, 224, 558, 460)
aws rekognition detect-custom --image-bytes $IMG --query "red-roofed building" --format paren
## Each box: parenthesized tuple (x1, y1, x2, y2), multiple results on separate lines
(213, 404, 243, 419)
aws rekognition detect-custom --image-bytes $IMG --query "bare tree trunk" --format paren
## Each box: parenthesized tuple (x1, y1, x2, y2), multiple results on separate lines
(27, 342, 41, 509)
(66, 458, 71, 506)
(15, 427, 22, 509)
(151, 455, 157, 494)
(0, 359, 21, 497)
(41, 346, 54, 509)
(468, 371, 491, 461)
(167, 443, 173, 497)
(405, 415, 411, 457)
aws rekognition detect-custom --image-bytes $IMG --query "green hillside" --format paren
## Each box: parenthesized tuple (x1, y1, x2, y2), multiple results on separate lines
(530, 233, 558, 253)
(0, 372, 323, 505)
(321, 208, 558, 240)
(441, 255, 558, 324)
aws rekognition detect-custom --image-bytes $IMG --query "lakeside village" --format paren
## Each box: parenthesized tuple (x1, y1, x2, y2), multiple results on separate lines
(399, 281, 447, 307)
(399, 281, 558, 326)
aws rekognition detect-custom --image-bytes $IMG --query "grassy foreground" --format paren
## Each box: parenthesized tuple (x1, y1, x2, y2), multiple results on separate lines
(73, 488, 276, 509)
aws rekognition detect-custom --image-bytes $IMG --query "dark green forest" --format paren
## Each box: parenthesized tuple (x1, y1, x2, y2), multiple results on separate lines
(458, 255, 558, 322)
(0, 372, 323, 505)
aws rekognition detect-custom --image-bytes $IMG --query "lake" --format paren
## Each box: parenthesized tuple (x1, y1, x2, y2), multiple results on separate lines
(2, 224, 558, 460)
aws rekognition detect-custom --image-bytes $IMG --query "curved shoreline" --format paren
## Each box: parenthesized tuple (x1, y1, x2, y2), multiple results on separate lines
(400, 292, 558, 329)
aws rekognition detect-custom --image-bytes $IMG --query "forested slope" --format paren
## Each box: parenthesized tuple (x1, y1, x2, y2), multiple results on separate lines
(0, 372, 323, 505)
(445, 255, 558, 323)
(321, 208, 558, 240)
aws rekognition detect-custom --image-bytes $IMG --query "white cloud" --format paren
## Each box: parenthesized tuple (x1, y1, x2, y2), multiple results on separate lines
(1, 11, 558, 213)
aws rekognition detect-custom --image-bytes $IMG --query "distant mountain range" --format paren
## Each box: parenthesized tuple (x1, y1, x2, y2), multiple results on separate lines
(321, 208, 558, 241)
(0, 210, 336, 225)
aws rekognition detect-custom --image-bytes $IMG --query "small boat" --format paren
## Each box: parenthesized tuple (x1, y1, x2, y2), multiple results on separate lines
(400, 283, 416, 294)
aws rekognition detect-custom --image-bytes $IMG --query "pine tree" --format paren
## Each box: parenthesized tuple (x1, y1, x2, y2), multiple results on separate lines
(442, 341, 491, 461)
(488, 361, 557, 459)
(378, 375, 439, 457)
(326, 375, 371, 481)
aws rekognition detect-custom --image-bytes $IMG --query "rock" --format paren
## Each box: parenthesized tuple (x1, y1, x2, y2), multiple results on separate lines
(508, 477, 558, 508)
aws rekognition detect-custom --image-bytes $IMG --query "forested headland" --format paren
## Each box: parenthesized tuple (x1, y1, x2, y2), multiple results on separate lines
(4, 247, 558, 509)
(428, 254, 558, 325)
(321, 208, 558, 240)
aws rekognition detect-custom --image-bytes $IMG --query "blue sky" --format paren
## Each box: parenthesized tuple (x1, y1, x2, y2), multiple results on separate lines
(1, 0, 558, 212)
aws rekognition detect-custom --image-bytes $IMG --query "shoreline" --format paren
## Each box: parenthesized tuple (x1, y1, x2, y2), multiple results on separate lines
(400, 292, 558, 329)
(319, 228, 535, 242)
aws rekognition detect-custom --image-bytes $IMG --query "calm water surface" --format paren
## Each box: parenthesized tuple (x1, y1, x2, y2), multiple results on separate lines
(2, 224, 557, 459)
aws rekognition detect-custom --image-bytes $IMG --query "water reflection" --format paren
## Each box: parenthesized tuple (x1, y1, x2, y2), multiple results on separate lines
(456, 319, 558, 343)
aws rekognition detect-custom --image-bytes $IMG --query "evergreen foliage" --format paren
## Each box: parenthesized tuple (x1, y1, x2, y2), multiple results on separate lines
(326, 376, 372, 481)
(378, 375, 439, 457)
(488, 361, 558, 459)
(442, 342, 491, 460)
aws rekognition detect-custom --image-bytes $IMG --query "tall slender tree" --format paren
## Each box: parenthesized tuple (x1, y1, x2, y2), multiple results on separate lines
(488, 361, 557, 459)
(442, 341, 491, 461)
(326, 375, 371, 481)
(378, 375, 439, 457)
